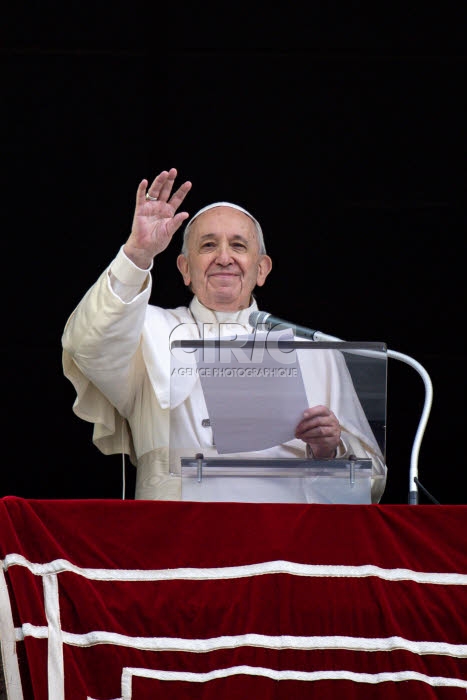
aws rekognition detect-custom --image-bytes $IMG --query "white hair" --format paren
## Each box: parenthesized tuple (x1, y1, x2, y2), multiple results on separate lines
(181, 201, 267, 256)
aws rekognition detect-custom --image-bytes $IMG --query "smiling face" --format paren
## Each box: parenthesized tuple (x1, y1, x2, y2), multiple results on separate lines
(176, 206, 272, 311)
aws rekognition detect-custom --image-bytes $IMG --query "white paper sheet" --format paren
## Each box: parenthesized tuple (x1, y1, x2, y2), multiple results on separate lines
(195, 330, 309, 453)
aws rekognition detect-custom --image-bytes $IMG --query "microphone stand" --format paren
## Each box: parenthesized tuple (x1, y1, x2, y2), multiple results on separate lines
(385, 348, 433, 505)
(312, 332, 434, 504)
(264, 324, 439, 505)
(279, 327, 434, 505)
(250, 314, 435, 504)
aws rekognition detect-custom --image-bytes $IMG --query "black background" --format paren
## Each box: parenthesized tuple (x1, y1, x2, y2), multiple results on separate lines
(2, 16, 466, 505)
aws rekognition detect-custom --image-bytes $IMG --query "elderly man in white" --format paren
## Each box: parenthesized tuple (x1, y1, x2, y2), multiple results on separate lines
(62, 168, 386, 502)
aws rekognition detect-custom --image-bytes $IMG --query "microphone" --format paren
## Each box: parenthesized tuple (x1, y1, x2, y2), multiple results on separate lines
(249, 310, 341, 341)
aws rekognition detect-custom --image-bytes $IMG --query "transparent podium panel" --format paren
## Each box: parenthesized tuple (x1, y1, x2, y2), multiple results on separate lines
(169, 333, 387, 504)
(180, 457, 381, 504)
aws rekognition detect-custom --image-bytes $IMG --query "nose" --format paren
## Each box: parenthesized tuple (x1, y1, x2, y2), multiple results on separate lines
(215, 244, 233, 266)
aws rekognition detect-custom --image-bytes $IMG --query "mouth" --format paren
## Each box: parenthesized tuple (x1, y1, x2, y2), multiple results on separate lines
(209, 272, 238, 279)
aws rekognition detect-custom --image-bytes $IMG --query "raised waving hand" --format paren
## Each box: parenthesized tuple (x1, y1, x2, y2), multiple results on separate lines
(124, 168, 192, 269)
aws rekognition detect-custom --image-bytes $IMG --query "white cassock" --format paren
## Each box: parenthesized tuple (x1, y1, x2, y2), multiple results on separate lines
(62, 247, 387, 503)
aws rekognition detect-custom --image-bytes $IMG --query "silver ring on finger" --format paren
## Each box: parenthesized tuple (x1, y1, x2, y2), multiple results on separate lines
(145, 192, 159, 201)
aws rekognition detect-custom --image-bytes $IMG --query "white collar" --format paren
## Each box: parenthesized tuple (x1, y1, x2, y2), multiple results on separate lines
(189, 296, 258, 328)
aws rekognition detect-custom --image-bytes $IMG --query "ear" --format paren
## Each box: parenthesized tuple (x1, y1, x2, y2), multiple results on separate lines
(176, 254, 191, 286)
(255, 255, 272, 287)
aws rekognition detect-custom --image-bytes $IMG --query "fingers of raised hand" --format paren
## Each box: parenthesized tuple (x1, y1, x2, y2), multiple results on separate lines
(141, 169, 192, 213)
(142, 172, 168, 204)
(168, 180, 192, 211)
(149, 168, 176, 203)
(166, 211, 191, 238)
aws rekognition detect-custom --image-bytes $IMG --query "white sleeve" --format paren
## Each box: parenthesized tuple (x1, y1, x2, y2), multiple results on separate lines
(61, 247, 153, 415)
(108, 246, 153, 302)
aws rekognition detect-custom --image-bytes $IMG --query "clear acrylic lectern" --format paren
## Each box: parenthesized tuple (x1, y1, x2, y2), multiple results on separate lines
(169, 333, 387, 504)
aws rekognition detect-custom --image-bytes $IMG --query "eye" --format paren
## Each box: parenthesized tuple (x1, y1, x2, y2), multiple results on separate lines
(232, 242, 247, 250)
(201, 241, 216, 249)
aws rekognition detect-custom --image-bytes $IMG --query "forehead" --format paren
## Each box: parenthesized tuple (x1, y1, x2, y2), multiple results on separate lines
(189, 207, 257, 239)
